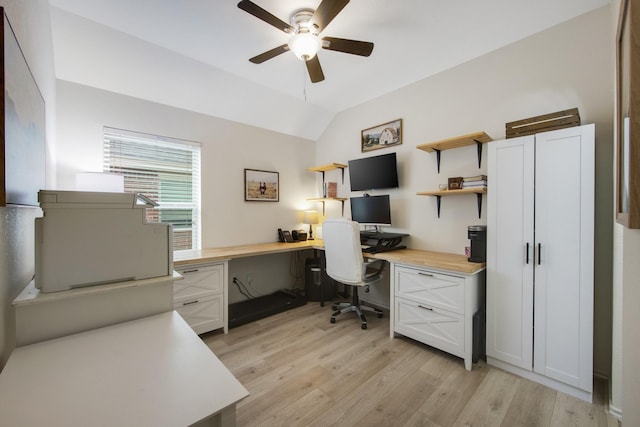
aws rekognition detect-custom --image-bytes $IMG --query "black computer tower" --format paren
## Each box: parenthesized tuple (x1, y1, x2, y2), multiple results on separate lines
(304, 258, 336, 302)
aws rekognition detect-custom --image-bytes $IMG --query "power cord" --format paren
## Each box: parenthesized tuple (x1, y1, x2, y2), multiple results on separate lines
(232, 277, 255, 299)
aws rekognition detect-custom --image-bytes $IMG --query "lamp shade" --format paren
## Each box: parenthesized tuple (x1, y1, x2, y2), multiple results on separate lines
(288, 32, 321, 60)
(303, 210, 319, 225)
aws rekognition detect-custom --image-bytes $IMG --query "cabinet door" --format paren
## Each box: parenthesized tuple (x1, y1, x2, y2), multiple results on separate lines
(174, 294, 224, 335)
(486, 136, 535, 370)
(174, 264, 225, 303)
(394, 298, 464, 357)
(533, 124, 594, 392)
(395, 266, 465, 314)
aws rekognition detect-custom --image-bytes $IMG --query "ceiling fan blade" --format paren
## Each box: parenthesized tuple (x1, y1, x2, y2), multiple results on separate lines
(322, 37, 374, 56)
(305, 56, 325, 83)
(249, 44, 289, 64)
(237, 0, 294, 33)
(311, 0, 349, 33)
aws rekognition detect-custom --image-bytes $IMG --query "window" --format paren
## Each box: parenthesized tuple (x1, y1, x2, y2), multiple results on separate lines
(103, 127, 201, 250)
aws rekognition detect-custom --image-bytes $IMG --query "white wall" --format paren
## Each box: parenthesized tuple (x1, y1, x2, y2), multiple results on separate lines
(56, 80, 316, 247)
(55, 80, 318, 301)
(317, 6, 614, 376)
(621, 228, 640, 425)
(0, 0, 56, 368)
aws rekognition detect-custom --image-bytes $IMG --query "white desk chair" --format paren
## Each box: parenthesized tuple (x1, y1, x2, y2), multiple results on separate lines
(322, 218, 385, 330)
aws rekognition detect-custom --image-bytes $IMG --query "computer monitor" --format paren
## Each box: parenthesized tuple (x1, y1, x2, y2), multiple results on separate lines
(348, 153, 399, 192)
(350, 195, 391, 227)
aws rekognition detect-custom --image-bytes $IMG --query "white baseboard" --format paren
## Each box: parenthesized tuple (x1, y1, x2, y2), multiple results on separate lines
(608, 404, 623, 420)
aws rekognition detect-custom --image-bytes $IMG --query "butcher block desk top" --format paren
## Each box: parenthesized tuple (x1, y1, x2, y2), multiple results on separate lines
(174, 241, 484, 275)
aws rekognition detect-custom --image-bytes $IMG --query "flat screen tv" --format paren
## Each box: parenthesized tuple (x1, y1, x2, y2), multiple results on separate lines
(350, 195, 391, 226)
(348, 152, 398, 192)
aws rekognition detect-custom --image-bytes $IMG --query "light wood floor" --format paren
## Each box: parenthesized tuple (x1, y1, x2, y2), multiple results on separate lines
(201, 302, 620, 427)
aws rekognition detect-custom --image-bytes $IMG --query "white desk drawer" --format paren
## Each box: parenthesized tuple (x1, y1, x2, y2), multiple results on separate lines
(394, 297, 464, 357)
(174, 263, 224, 303)
(174, 294, 224, 335)
(395, 266, 465, 314)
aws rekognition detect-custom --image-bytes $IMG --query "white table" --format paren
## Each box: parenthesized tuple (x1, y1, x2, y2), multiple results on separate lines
(13, 272, 180, 346)
(0, 311, 248, 427)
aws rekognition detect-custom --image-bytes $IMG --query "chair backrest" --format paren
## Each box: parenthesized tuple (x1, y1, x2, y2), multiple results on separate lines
(322, 218, 365, 285)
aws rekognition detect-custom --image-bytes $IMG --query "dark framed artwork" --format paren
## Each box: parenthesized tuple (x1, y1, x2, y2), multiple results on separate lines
(361, 118, 402, 152)
(0, 7, 46, 206)
(615, 0, 640, 228)
(244, 169, 279, 202)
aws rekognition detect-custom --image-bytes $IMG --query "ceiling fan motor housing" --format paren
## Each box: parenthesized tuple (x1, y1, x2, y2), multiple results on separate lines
(290, 8, 318, 34)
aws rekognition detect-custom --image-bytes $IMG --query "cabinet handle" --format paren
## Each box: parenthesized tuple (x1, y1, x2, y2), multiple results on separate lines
(538, 243, 542, 265)
(182, 269, 200, 274)
(526, 243, 530, 264)
(418, 305, 434, 311)
(418, 272, 434, 277)
(183, 300, 199, 306)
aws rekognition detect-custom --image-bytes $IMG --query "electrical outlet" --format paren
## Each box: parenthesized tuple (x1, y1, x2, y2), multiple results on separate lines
(246, 273, 253, 286)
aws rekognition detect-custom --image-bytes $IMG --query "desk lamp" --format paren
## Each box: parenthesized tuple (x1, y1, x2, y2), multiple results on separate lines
(303, 211, 319, 240)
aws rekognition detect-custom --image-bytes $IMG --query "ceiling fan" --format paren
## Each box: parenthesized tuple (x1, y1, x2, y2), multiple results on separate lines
(237, 0, 374, 83)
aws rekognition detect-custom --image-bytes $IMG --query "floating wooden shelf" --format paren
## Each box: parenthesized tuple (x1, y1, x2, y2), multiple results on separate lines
(307, 163, 347, 173)
(416, 132, 493, 173)
(417, 187, 487, 218)
(307, 163, 347, 184)
(416, 187, 486, 197)
(306, 197, 348, 215)
(307, 197, 348, 202)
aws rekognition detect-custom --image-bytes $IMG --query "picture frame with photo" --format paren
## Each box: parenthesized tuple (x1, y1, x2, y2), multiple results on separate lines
(361, 118, 402, 152)
(244, 169, 279, 202)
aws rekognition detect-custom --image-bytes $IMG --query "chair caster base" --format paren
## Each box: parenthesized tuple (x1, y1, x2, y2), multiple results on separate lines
(330, 317, 336, 324)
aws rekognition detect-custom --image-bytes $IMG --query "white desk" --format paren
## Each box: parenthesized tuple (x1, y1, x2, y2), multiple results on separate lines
(176, 242, 486, 370)
(0, 311, 248, 427)
(13, 272, 180, 346)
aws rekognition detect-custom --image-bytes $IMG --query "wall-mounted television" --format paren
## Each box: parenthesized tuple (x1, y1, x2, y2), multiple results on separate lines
(350, 194, 392, 226)
(348, 152, 398, 192)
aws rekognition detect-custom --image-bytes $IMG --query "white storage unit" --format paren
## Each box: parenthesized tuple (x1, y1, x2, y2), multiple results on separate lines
(174, 262, 228, 334)
(486, 124, 594, 402)
(391, 264, 484, 371)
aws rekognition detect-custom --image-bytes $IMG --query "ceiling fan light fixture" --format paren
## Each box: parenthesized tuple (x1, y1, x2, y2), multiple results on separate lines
(288, 32, 321, 61)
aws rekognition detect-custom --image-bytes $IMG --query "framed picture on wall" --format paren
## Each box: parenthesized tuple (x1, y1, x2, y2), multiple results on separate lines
(615, 0, 640, 228)
(0, 7, 46, 206)
(244, 169, 279, 202)
(361, 118, 402, 152)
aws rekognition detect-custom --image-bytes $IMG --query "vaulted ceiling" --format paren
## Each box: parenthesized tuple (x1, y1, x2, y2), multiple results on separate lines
(48, 0, 610, 140)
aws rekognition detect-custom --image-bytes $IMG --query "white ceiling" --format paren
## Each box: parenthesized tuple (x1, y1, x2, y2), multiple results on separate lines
(48, 0, 610, 140)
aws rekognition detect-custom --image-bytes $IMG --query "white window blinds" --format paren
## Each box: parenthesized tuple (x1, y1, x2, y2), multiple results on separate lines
(103, 127, 201, 251)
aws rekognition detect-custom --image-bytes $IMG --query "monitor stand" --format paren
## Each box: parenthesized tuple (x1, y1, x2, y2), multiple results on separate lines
(360, 228, 408, 249)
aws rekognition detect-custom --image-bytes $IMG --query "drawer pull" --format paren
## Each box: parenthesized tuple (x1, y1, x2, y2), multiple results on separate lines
(418, 305, 434, 311)
(182, 269, 200, 274)
(418, 272, 434, 277)
(183, 300, 199, 306)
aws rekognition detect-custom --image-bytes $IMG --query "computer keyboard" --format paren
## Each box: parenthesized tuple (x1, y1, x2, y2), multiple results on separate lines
(362, 245, 406, 254)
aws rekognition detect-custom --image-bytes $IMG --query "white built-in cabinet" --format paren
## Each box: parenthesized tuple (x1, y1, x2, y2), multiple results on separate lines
(174, 262, 228, 334)
(486, 124, 595, 402)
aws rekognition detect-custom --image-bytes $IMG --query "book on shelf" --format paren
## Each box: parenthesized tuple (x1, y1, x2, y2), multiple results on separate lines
(463, 174, 487, 182)
(462, 181, 487, 188)
(327, 182, 337, 198)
